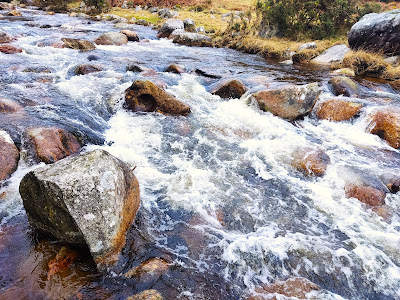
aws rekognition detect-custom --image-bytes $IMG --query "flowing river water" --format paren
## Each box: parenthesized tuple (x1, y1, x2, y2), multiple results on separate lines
(1, 7, 400, 300)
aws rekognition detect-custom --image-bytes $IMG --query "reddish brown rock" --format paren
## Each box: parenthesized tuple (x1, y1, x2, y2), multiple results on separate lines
(47, 246, 78, 279)
(0, 131, 20, 182)
(124, 80, 190, 116)
(165, 64, 185, 74)
(367, 110, 400, 148)
(316, 99, 362, 121)
(248, 277, 320, 300)
(46, 11, 56, 15)
(24, 127, 81, 164)
(75, 64, 102, 75)
(120, 30, 139, 42)
(345, 184, 386, 207)
(0, 29, 13, 43)
(0, 98, 22, 113)
(0, 45, 22, 54)
(250, 83, 320, 121)
(291, 147, 330, 177)
(127, 290, 163, 300)
(124, 258, 170, 281)
(211, 79, 247, 99)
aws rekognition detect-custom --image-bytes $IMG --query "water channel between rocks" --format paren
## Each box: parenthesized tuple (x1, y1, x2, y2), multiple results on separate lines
(0, 7, 400, 300)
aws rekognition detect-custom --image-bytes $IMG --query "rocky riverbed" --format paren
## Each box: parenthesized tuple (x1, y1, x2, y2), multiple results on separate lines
(0, 4, 400, 300)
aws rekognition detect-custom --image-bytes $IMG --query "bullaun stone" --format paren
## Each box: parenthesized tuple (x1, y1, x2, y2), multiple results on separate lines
(19, 149, 140, 271)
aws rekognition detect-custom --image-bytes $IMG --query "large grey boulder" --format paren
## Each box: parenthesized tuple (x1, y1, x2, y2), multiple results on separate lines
(157, 19, 184, 38)
(20, 149, 140, 270)
(183, 18, 195, 32)
(172, 32, 212, 47)
(250, 83, 321, 120)
(348, 9, 400, 55)
(94, 32, 128, 45)
(310, 44, 350, 66)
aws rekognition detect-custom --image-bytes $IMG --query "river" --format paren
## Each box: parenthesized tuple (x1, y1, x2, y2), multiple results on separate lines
(0, 6, 400, 300)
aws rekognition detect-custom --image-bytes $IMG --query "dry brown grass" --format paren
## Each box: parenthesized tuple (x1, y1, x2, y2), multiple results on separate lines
(340, 50, 389, 77)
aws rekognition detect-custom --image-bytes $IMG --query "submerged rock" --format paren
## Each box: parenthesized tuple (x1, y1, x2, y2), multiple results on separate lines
(24, 127, 81, 164)
(329, 76, 358, 97)
(61, 38, 96, 51)
(172, 32, 212, 47)
(316, 99, 362, 122)
(249, 277, 320, 300)
(124, 258, 170, 281)
(165, 64, 185, 74)
(127, 290, 163, 300)
(210, 79, 247, 99)
(0, 98, 22, 113)
(157, 19, 184, 38)
(0, 130, 19, 182)
(94, 32, 128, 46)
(75, 64, 102, 75)
(367, 109, 400, 148)
(120, 30, 139, 42)
(19, 149, 140, 271)
(0, 45, 22, 54)
(0, 29, 14, 43)
(348, 10, 400, 55)
(291, 147, 330, 177)
(310, 44, 350, 66)
(250, 83, 321, 120)
(345, 184, 386, 207)
(124, 80, 190, 116)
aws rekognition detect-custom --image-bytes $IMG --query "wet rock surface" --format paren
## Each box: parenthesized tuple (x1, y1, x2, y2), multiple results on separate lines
(120, 30, 139, 42)
(0, 28, 13, 43)
(210, 79, 247, 99)
(250, 83, 321, 120)
(61, 38, 96, 51)
(0, 98, 22, 113)
(127, 289, 163, 300)
(94, 32, 128, 45)
(345, 184, 386, 207)
(24, 127, 81, 164)
(124, 80, 190, 116)
(0, 130, 19, 182)
(19, 149, 140, 271)
(291, 147, 330, 177)
(329, 76, 358, 97)
(165, 64, 185, 74)
(367, 109, 400, 148)
(0, 45, 22, 54)
(75, 64, 102, 75)
(316, 99, 362, 121)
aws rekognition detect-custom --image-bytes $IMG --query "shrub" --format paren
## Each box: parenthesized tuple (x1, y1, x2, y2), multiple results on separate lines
(256, 0, 357, 39)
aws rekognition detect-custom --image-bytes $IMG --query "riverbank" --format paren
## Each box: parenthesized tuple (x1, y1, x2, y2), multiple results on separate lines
(67, 0, 400, 90)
